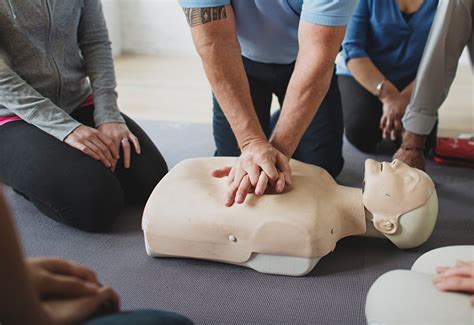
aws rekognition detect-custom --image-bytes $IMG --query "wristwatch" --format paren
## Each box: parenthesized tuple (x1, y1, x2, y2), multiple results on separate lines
(375, 79, 386, 97)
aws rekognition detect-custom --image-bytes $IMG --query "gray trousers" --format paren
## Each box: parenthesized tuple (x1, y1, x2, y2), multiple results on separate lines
(402, 0, 474, 135)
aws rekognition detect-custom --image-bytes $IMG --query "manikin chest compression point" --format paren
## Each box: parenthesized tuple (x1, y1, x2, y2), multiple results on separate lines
(142, 158, 438, 276)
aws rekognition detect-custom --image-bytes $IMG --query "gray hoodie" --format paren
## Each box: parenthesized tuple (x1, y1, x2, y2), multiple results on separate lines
(0, 0, 125, 141)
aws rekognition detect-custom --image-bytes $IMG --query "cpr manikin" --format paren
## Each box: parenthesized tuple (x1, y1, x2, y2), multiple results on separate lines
(142, 158, 438, 276)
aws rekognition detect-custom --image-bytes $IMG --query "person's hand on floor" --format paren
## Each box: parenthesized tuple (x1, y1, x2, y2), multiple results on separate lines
(65, 125, 117, 171)
(212, 142, 292, 207)
(433, 260, 474, 307)
(98, 123, 141, 169)
(42, 286, 120, 324)
(27, 257, 100, 298)
(379, 82, 409, 141)
(27, 257, 120, 324)
(393, 130, 427, 171)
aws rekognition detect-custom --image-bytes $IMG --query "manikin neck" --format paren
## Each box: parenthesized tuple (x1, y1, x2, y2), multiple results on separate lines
(332, 185, 367, 238)
(363, 209, 385, 238)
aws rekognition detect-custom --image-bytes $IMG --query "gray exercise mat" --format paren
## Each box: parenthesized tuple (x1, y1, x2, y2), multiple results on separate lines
(6, 121, 474, 325)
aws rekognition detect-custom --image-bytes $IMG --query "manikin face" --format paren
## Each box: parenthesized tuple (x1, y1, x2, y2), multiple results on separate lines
(362, 159, 435, 234)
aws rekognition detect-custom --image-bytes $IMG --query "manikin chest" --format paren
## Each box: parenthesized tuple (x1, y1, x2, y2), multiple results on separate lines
(142, 158, 366, 276)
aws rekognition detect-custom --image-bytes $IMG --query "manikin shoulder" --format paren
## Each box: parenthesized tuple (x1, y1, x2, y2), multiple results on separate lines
(143, 158, 344, 262)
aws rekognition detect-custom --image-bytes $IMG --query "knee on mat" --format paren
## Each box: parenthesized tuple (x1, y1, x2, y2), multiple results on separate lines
(63, 175, 125, 232)
(344, 126, 379, 154)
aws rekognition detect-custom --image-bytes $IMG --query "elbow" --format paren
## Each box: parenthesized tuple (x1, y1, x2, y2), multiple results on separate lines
(343, 44, 368, 63)
(193, 32, 238, 61)
(304, 50, 336, 81)
(195, 39, 218, 61)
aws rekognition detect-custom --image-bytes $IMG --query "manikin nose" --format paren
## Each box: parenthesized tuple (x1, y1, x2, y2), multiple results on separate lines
(382, 161, 397, 172)
(391, 159, 401, 168)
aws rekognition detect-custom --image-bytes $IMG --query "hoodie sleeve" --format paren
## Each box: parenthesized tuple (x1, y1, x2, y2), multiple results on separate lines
(0, 55, 81, 141)
(78, 0, 125, 127)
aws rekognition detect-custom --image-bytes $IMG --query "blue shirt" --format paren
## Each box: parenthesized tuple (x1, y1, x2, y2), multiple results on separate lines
(336, 0, 438, 89)
(179, 0, 359, 64)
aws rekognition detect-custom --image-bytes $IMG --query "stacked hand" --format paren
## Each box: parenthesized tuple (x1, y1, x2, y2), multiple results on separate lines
(433, 260, 474, 307)
(65, 123, 140, 171)
(212, 141, 292, 207)
(379, 82, 410, 141)
(27, 257, 120, 324)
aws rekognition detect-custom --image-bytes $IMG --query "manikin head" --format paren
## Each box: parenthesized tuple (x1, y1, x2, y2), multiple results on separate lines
(363, 159, 438, 249)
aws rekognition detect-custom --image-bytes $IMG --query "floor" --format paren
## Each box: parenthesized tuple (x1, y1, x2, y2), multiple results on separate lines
(10, 121, 474, 325)
(6, 56, 473, 325)
(115, 55, 473, 137)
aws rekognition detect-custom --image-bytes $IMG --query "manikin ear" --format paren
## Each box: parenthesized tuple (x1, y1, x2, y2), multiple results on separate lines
(373, 215, 400, 235)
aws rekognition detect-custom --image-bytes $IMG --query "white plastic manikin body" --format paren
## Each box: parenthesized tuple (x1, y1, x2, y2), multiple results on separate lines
(142, 158, 437, 276)
(145, 237, 321, 276)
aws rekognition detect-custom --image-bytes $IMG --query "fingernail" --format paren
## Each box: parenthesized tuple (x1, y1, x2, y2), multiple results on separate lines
(86, 282, 100, 291)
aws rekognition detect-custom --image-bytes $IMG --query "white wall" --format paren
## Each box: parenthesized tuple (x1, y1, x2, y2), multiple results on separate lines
(460, 48, 472, 67)
(121, 0, 196, 56)
(102, 0, 196, 57)
(101, 0, 123, 56)
(103, 1, 474, 64)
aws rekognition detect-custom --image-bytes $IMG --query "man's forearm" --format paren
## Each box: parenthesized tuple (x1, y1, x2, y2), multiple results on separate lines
(270, 53, 334, 157)
(271, 22, 346, 157)
(188, 6, 265, 149)
(198, 36, 266, 148)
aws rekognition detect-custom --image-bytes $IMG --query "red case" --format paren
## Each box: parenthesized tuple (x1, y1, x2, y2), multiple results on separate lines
(433, 137, 474, 168)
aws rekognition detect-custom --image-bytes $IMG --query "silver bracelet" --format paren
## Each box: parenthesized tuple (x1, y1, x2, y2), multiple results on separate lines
(375, 79, 387, 97)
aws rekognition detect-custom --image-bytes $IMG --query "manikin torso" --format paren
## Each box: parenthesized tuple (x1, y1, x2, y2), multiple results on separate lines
(143, 158, 437, 276)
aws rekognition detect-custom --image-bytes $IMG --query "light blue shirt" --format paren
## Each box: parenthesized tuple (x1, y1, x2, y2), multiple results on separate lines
(179, 0, 359, 64)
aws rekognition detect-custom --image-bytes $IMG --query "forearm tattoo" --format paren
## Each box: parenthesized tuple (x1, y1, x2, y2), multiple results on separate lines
(183, 6, 227, 27)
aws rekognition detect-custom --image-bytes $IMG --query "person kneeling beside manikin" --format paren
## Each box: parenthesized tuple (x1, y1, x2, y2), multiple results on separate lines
(142, 158, 438, 276)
